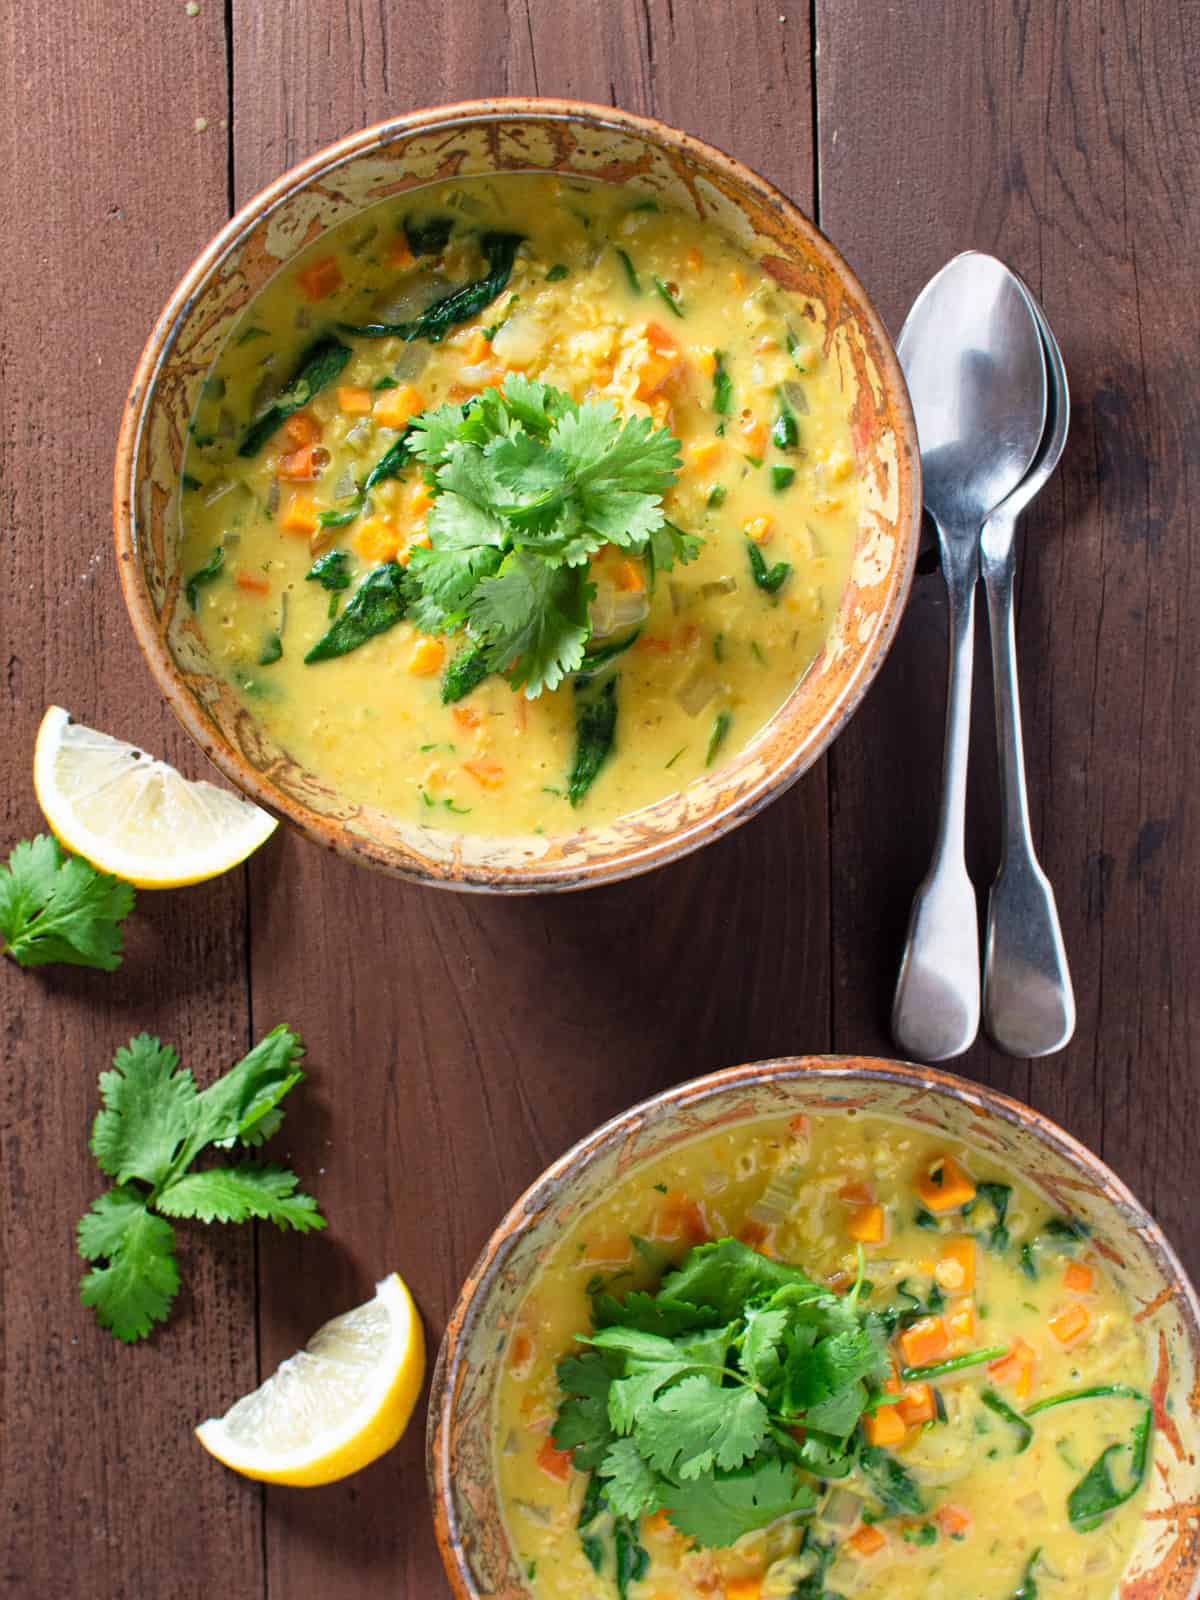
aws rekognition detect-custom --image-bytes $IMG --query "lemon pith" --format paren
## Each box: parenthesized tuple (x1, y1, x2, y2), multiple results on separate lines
(194, 1273, 425, 1487)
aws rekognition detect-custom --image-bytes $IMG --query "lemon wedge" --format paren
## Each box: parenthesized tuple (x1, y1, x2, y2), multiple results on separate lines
(33, 705, 276, 889)
(195, 1273, 426, 1486)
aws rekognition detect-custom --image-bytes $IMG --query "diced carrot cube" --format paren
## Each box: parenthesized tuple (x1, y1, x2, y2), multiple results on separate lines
(508, 1330, 533, 1371)
(464, 758, 505, 790)
(862, 1405, 906, 1447)
(896, 1383, 935, 1426)
(276, 445, 320, 481)
(687, 438, 721, 472)
(724, 1579, 762, 1600)
(581, 1234, 633, 1265)
(374, 383, 426, 430)
(916, 1154, 977, 1213)
(283, 411, 322, 447)
(935, 1503, 972, 1540)
(848, 1524, 886, 1557)
(652, 1191, 708, 1245)
(463, 328, 492, 362)
(406, 482, 435, 519)
(644, 320, 679, 355)
(938, 1238, 976, 1294)
(788, 1114, 810, 1141)
(337, 385, 373, 415)
(397, 531, 432, 567)
(882, 1367, 902, 1396)
(296, 254, 342, 302)
(535, 1437, 574, 1482)
(1049, 1303, 1091, 1345)
(1064, 1260, 1094, 1294)
(642, 1509, 672, 1538)
(636, 635, 673, 655)
(685, 247, 704, 273)
(740, 418, 769, 456)
(989, 1337, 1035, 1400)
(946, 1299, 976, 1343)
(451, 706, 483, 730)
(353, 516, 402, 562)
(743, 515, 772, 544)
(846, 1203, 886, 1244)
(838, 1180, 874, 1205)
(737, 1219, 775, 1257)
(387, 235, 415, 269)
(729, 268, 746, 292)
(279, 493, 318, 535)
(235, 569, 270, 595)
(613, 558, 645, 593)
(407, 635, 445, 676)
(899, 1316, 949, 1369)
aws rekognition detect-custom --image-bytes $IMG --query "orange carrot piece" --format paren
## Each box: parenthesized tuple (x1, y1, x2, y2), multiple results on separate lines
(642, 1509, 672, 1538)
(279, 493, 318, 535)
(743, 515, 773, 544)
(374, 383, 426, 431)
(862, 1405, 906, 1448)
(838, 1180, 874, 1205)
(1049, 1303, 1091, 1345)
(788, 1114, 811, 1141)
(353, 516, 402, 563)
(988, 1336, 1035, 1400)
(276, 445, 320, 481)
(535, 1437, 574, 1482)
(935, 1503, 972, 1540)
(464, 758, 505, 790)
(452, 706, 483, 730)
(408, 635, 446, 676)
(283, 411, 322, 448)
(636, 635, 673, 655)
(1064, 1260, 1094, 1294)
(296, 254, 342, 303)
(723, 1579, 762, 1600)
(939, 1238, 976, 1293)
(581, 1234, 634, 1266)
(848, 1525, 887, 1558)
(916, 1154, 977, 1213)
(235, 569, 270, 595)
(896, 1382, 935, 1426)
(945, 1299, 976, 1343)
(613, 558, 645, 593)
(336, 385, 373, 415)
(644, 320, 679, 355)
(846, 1203, 886, 1244)
(898, 1315, 950, 1369)
(740, 418, 769, 457)
(685, 247, 704, 273)
(508, 1330, 533, 1370)
(687, 437, 721, 471)
(652, 1191, 708, 1245)
(387, 235, 415, 269)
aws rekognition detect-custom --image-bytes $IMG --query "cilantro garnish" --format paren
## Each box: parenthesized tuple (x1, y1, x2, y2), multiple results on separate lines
(553, 1236, 891, 1550)
(77, 1027, 325, 1342)
(404, 375, 697, 697)
(0, 835, 134, 971)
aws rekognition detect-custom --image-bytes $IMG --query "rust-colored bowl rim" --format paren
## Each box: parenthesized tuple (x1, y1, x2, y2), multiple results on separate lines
(427, 1053, 1200, 1599)
(114, 97, 921, 893)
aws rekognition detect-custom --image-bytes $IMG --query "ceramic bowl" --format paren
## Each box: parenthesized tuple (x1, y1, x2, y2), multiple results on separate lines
(115, 99, 920, 891)
(428, 1056, 1200, 1598)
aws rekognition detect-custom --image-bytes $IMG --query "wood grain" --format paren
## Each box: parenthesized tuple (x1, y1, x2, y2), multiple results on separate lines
(817, 0, 1200, 1279)
(0, 2, 260, 1597)
(3, 0, 1197, 1596)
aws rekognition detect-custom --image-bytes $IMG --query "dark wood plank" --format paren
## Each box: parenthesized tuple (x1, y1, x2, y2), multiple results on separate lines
(229, 3, 824, 1594)
(817, 0, 1200, 1278)
(0, 1, 264, 1595)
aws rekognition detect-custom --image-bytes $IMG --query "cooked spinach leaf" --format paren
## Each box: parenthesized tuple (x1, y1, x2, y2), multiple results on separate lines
(340, 231, 522, 343)
(858, 1443, 923, 1515)
(306, 550, 352, 591)
(980, 1388, 1033, 1452)
(771, 465, 795, 492)
(546, 263, 570, 282)
(1011, 1548, 1041, 1599)
(1024, 1385, 1153, 1531)
(185, 545, 224, 610)
(964, 1182, 1012, 1252)
(237, 335, 352, 457)
(654, 276, 684, 318)
(568, 676, 618, 807)
(441, 643, 490, 703)
(614, 1520, 649, 1600)
(615, 247, 641, 294)
(403, 214, 455, 256)
(304, 562, 411, 662)
(772, 387, 799, 451)
(705, 710, 732, 767)
(257, 632, 282, 666)
(364, 427, 418, 491)
(712, 352, 733, 416)
(746, 538, 792, 595)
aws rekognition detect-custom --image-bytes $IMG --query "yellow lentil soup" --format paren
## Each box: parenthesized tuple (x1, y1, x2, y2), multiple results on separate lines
(494, 1114, 1153, 1600)
(179, 175, 859, 834)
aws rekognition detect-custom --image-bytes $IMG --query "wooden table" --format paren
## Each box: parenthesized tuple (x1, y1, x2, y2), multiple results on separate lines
(3, 2, 1197, 1594)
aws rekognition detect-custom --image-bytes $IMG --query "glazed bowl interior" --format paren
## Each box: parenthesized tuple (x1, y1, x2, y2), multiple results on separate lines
(428, 1056, 1200, 1599)
(115, 99, 919, 891)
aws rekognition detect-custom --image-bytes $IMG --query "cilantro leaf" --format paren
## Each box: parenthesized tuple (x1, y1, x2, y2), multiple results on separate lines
(599, 1438, 662, 1519)
(408, 493, 507, 629)
(661, 1238, 821, 1321)
(409, 401, 472, 468)
(470, 554, 593, 696)
(78, 1190, 180, 1343)
(90, 1034, 197, 1187)
(591, 1289, 716, 1338)
(662, 1458, 815, 1547)
(635, 1374, 769, 1480)
(156, 1164, 326, 1230)
(0, 835, 134, 971)
(741, 1306, 790, 1391)
(77, 1027, 322, 1342)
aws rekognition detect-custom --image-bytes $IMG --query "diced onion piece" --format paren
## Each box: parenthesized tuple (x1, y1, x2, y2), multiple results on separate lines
(783, 379, 810, 413)
(702, 1170, 729, 1196)
(675, 664, 719, 717)
(699, 576, 738, 599)
(343, 421, 373, 454)
(333, 466, 358, 499)
(372, 271, 443, 324)
(589, 583, 649, 640)
(747, 1163, 806, 1226)
(203, 477, 235, 507)
(492, 314, 542, 368)
(1015, 1491, 1046, 1518)
(512, 1499, 552, 1526)
(819, 1488, 865, 1529)
(501, 1429, 521, 1457)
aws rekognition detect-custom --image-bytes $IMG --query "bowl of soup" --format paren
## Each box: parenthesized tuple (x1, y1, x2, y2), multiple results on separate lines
(115, 99, 919, 890)
(429, 1057, 1200, 1599)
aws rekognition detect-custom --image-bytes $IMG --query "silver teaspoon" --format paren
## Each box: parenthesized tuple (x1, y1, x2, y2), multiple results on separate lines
(892, 253, 1047, 1061)
(980, 283, 1076, 1056)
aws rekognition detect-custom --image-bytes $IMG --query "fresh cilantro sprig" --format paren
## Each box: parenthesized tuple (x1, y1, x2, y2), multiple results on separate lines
(404, 376, 699, 696)
(553, 1237, 890, 1549)
(0, 835, 134, 971)
(77, 1027, 325, 1342)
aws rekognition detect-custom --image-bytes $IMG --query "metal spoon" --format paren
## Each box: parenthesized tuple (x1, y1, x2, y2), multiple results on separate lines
(892, 253, 1048, 1062)
(980, 285, 1076, 1055)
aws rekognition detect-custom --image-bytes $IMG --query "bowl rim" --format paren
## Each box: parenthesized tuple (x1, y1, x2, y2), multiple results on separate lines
(113, 96, 921, 893)
(426, 1051, 1200, 1600)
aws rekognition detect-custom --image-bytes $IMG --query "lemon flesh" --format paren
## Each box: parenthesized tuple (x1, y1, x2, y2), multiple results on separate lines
(195, 1273, 425, 1486)
(33, 705, 276, 888)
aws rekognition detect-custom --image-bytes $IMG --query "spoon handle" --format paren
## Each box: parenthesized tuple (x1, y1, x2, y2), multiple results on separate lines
(892, 530, 981, 1061)
(981, 509, 1076, 1056)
